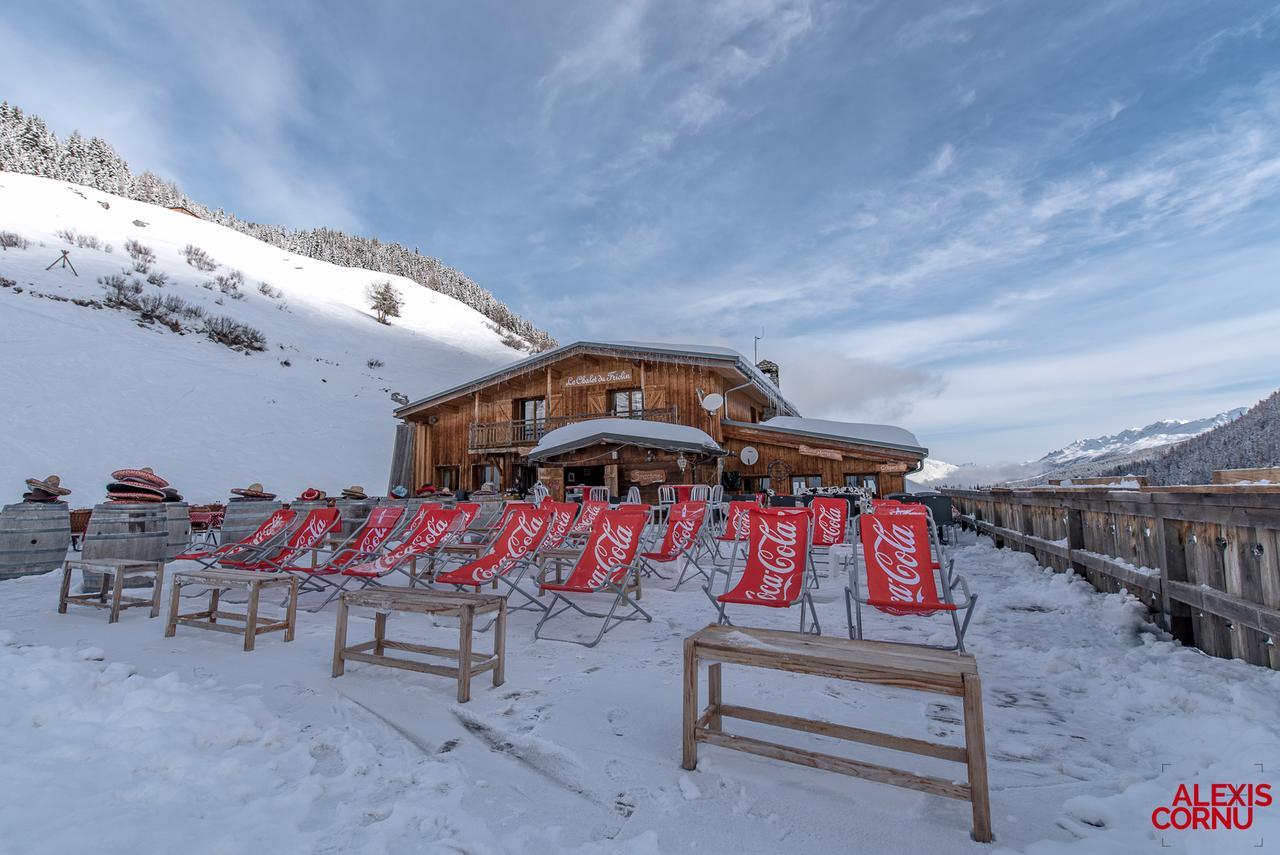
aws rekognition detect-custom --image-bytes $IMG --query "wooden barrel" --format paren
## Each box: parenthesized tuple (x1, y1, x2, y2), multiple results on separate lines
(334, 499, 373, 538)
(0, 502, 72, 580)
(164, 503, 191, 560)
(220, 499, 281, 546)
(80, 503, 167, 591)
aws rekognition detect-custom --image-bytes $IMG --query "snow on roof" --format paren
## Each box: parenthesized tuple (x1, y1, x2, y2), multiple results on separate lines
(528, 418, 725, 462)
(752, 416, 926, 454)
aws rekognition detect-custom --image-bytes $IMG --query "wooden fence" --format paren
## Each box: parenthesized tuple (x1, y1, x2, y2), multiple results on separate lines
(943, 486, 1280, 670)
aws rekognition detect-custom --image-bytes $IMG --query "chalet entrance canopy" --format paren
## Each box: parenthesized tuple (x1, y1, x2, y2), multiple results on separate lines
(528, 418, 726, 462)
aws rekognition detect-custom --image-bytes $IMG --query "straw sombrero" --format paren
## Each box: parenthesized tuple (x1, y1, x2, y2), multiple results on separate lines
(108, 491, 166, 503)
(25, 475, 71, 496)
(340, 485, 368, 500)
(231, 482, 276, 499)
(296, 487, 326, 502)
(107, 481, 167, 500)
(111, 468, 169, 489)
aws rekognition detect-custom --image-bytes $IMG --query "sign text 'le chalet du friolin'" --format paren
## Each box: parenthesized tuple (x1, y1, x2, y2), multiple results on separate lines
(564, 369, 632, 388)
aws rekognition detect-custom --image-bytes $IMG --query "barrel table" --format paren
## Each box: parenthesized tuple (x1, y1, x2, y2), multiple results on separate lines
(79, 503, 166, 592)
(164, 502, 191, 560)
(220, 499, 281, 547)
(0, 502, 72, 580)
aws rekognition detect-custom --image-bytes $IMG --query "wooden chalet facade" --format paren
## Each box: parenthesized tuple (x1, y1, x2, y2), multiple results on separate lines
(390, 341, 927, 501)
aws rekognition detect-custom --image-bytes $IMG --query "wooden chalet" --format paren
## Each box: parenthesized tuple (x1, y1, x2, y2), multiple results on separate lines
(389, 341, 928, 501)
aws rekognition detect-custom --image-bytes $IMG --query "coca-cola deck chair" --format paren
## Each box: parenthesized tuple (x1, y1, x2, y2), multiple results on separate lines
(219, 508, 342, 572)
(172, 508, 297, 568)
(316, 507, 465, 607)
(280, 505, 405, 594)
(704, 507, 820, 634)
(710, 500, 755, 564)
(434, 506, 553, 620)
(562, 498, 608, 545)
(845, 507, 976, 651)
(809, 496, 852, 577)
(534, 509, 651, 647)
(634, 501, 711, 586)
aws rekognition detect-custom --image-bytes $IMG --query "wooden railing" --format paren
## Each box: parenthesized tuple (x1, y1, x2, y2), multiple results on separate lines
(944, 486, 1280, 670)
(467, 407, 679, 450)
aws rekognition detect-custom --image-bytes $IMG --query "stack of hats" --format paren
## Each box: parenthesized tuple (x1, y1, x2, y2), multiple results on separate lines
(340, 485, 368, 500)
(415, 484, 437, 496)
(106, 468, 170, 503)
(230, 482, 276, 500)
(23, 475, 71, 503)
(296, 487, 326, 502)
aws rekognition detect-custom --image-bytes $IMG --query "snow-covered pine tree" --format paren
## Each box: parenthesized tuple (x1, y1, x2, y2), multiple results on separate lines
(366, 280, 404, 324)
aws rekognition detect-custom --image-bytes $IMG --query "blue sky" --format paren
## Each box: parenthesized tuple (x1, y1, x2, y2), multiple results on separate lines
(4, 0, 1280, 463)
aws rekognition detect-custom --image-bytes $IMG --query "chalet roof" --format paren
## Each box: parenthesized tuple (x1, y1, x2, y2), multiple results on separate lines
(723, 416, 928, 457)
(394, 340, 798, 418)
(527, 418, 726, 462)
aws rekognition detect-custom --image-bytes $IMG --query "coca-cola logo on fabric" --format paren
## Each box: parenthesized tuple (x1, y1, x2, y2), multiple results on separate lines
(867, 517, 925, 605)
(814, 503, 845, 545)
(744, 517, 801, 602)
(575, 502, 604, 532)
(250, 514, 289, 545)
(298, 515, 332, 546)
(587, 517, 638, 587)
(378, 514, 451, 570)
(729, 506, 750, 539)
(547, 507, 575, 542)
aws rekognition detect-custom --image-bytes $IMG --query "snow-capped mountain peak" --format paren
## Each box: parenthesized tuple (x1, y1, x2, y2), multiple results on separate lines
(1036, 409, 1247, 468)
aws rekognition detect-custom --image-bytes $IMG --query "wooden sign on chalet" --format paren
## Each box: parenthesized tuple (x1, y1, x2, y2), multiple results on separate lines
(799, 444, 843, 461)
(629, 469, 667, 486)
(565, 369, 632, 387)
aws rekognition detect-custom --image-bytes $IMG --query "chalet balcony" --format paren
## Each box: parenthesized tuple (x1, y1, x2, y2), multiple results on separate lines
(467, 407, 679, 451)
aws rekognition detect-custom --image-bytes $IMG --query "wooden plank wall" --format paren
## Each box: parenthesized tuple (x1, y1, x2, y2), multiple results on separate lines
(946, 486, 1280, 670)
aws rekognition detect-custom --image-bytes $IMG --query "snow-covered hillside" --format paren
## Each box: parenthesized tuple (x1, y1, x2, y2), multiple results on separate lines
(1035, 409, 1247, 468)
(906, 457, 957, 489)
(0, 172, 526, 502)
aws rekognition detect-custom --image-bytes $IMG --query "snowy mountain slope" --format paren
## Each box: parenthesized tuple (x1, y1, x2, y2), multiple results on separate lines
(1035, 409, 1247, 468)
(906, 457, 958, 488)
(0, 172, 525, 502)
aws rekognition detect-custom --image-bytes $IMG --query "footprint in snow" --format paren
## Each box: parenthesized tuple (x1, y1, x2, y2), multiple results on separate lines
(607, 708, 628, 735)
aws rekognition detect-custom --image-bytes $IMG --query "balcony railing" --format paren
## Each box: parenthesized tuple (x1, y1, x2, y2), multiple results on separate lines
(467, 407, 679, 451)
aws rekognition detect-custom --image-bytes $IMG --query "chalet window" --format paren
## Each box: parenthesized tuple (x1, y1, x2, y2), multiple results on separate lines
(744, 476, 771, 493)
(790, 475, 822, 494)
(434, 466, 458, 491)
(472, 464, 502, 491)
(611, 388, 644, 417)
(845, 473, 879, 495)
(517, 397, 547, 440)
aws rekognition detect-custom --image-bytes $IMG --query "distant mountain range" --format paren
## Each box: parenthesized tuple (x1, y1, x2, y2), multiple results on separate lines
(912, 405, 1253, 488)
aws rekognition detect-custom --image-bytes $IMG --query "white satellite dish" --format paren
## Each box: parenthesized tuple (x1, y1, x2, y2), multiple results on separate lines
(701, 393, 725, 413)
(739, 446, 759, 466)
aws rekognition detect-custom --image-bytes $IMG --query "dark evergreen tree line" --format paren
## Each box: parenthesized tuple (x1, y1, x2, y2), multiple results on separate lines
(0, 101, 557, 351)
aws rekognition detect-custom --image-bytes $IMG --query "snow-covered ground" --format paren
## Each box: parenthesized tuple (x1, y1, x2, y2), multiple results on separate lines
(3, 535, 1278, 854)
(0, 172, 523, 502)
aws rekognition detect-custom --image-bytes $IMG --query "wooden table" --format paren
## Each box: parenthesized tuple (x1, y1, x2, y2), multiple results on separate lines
(59, 558, 164, 623)
(682, 624, 992, 843)
(332, 588, 506, 703)
(165, 568, 298, 652)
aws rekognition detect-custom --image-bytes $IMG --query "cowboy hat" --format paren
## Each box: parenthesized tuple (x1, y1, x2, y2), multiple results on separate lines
(230, 482, 276, 499)
(111, 467, 169, 489)
(296, 487, 326, 502)
(24, 474, 70, 496)
(22, 490, 61, 503)
(340, 485, 368, 500)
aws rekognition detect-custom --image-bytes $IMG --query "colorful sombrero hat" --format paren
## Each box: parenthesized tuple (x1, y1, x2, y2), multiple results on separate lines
(230, 482, 276, 499)
(296, 487, 326, 502)
(108, 491, 166, 503)
(25, 475, 71, 496)
(111, 468, 169, 489)
(107, 481, 167, 499)
(340, 485, 368, 500)
(162, 487, 184, 502)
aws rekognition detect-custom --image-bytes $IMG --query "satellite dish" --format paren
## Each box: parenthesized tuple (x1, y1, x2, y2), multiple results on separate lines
(701, 393, 724, 413)
(740, 446, 759, 466)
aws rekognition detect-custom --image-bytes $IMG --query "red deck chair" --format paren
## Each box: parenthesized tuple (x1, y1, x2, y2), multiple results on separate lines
(172, 508, 296, 567)
(705, 507, 819, 634)
(323, 507, 465, 604)
(635, 501, 710, 586)
(809, 496, 852, 578)
(845, 507, 975, 651)
(281, 505, 405, 587)
(219, 508, 341, 572)
(537, 501, 580, 550)
(534, 509, 651, 647)
(434, 507, 553, 619)
(711, 500, 755, 560)
(567, 499, 608, 539)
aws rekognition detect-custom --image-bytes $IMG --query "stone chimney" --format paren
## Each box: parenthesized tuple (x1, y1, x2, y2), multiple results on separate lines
(756, 359, 780, 388)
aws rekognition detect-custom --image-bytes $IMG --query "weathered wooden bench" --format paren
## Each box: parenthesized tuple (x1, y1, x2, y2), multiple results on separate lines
(59, 558, 164, 623)
(332, 588, 506, 703)
(165, 568, 298, 652)
(682, 624, 992, 843)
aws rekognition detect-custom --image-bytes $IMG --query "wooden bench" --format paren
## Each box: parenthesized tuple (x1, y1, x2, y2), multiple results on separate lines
(682, 624, 992, 843)
(332, 588, 506, 703)
(59, 558, 164, 623)
(165, 568, 298, 652)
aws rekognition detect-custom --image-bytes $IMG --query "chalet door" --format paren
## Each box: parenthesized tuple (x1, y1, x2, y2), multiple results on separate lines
(518, 397, 547, 441)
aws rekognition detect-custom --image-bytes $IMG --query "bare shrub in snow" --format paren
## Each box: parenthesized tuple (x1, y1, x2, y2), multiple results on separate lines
(56, 228, 76, 245)
(366, 280, 403, 324)
(146, 270, 168, 287)
(99, 272, 142, 307)
(501, 333, 528, 351)
(201, 315, 266, 351)
(74, 233, 103, 250)
(124, 239, 156, 273)
(214, 269, 244, 299)
(1, 231, 29, 250)
(257, 281, 282, 299)
(367, 358, 384, 369)
(182, 244, 218, 271)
